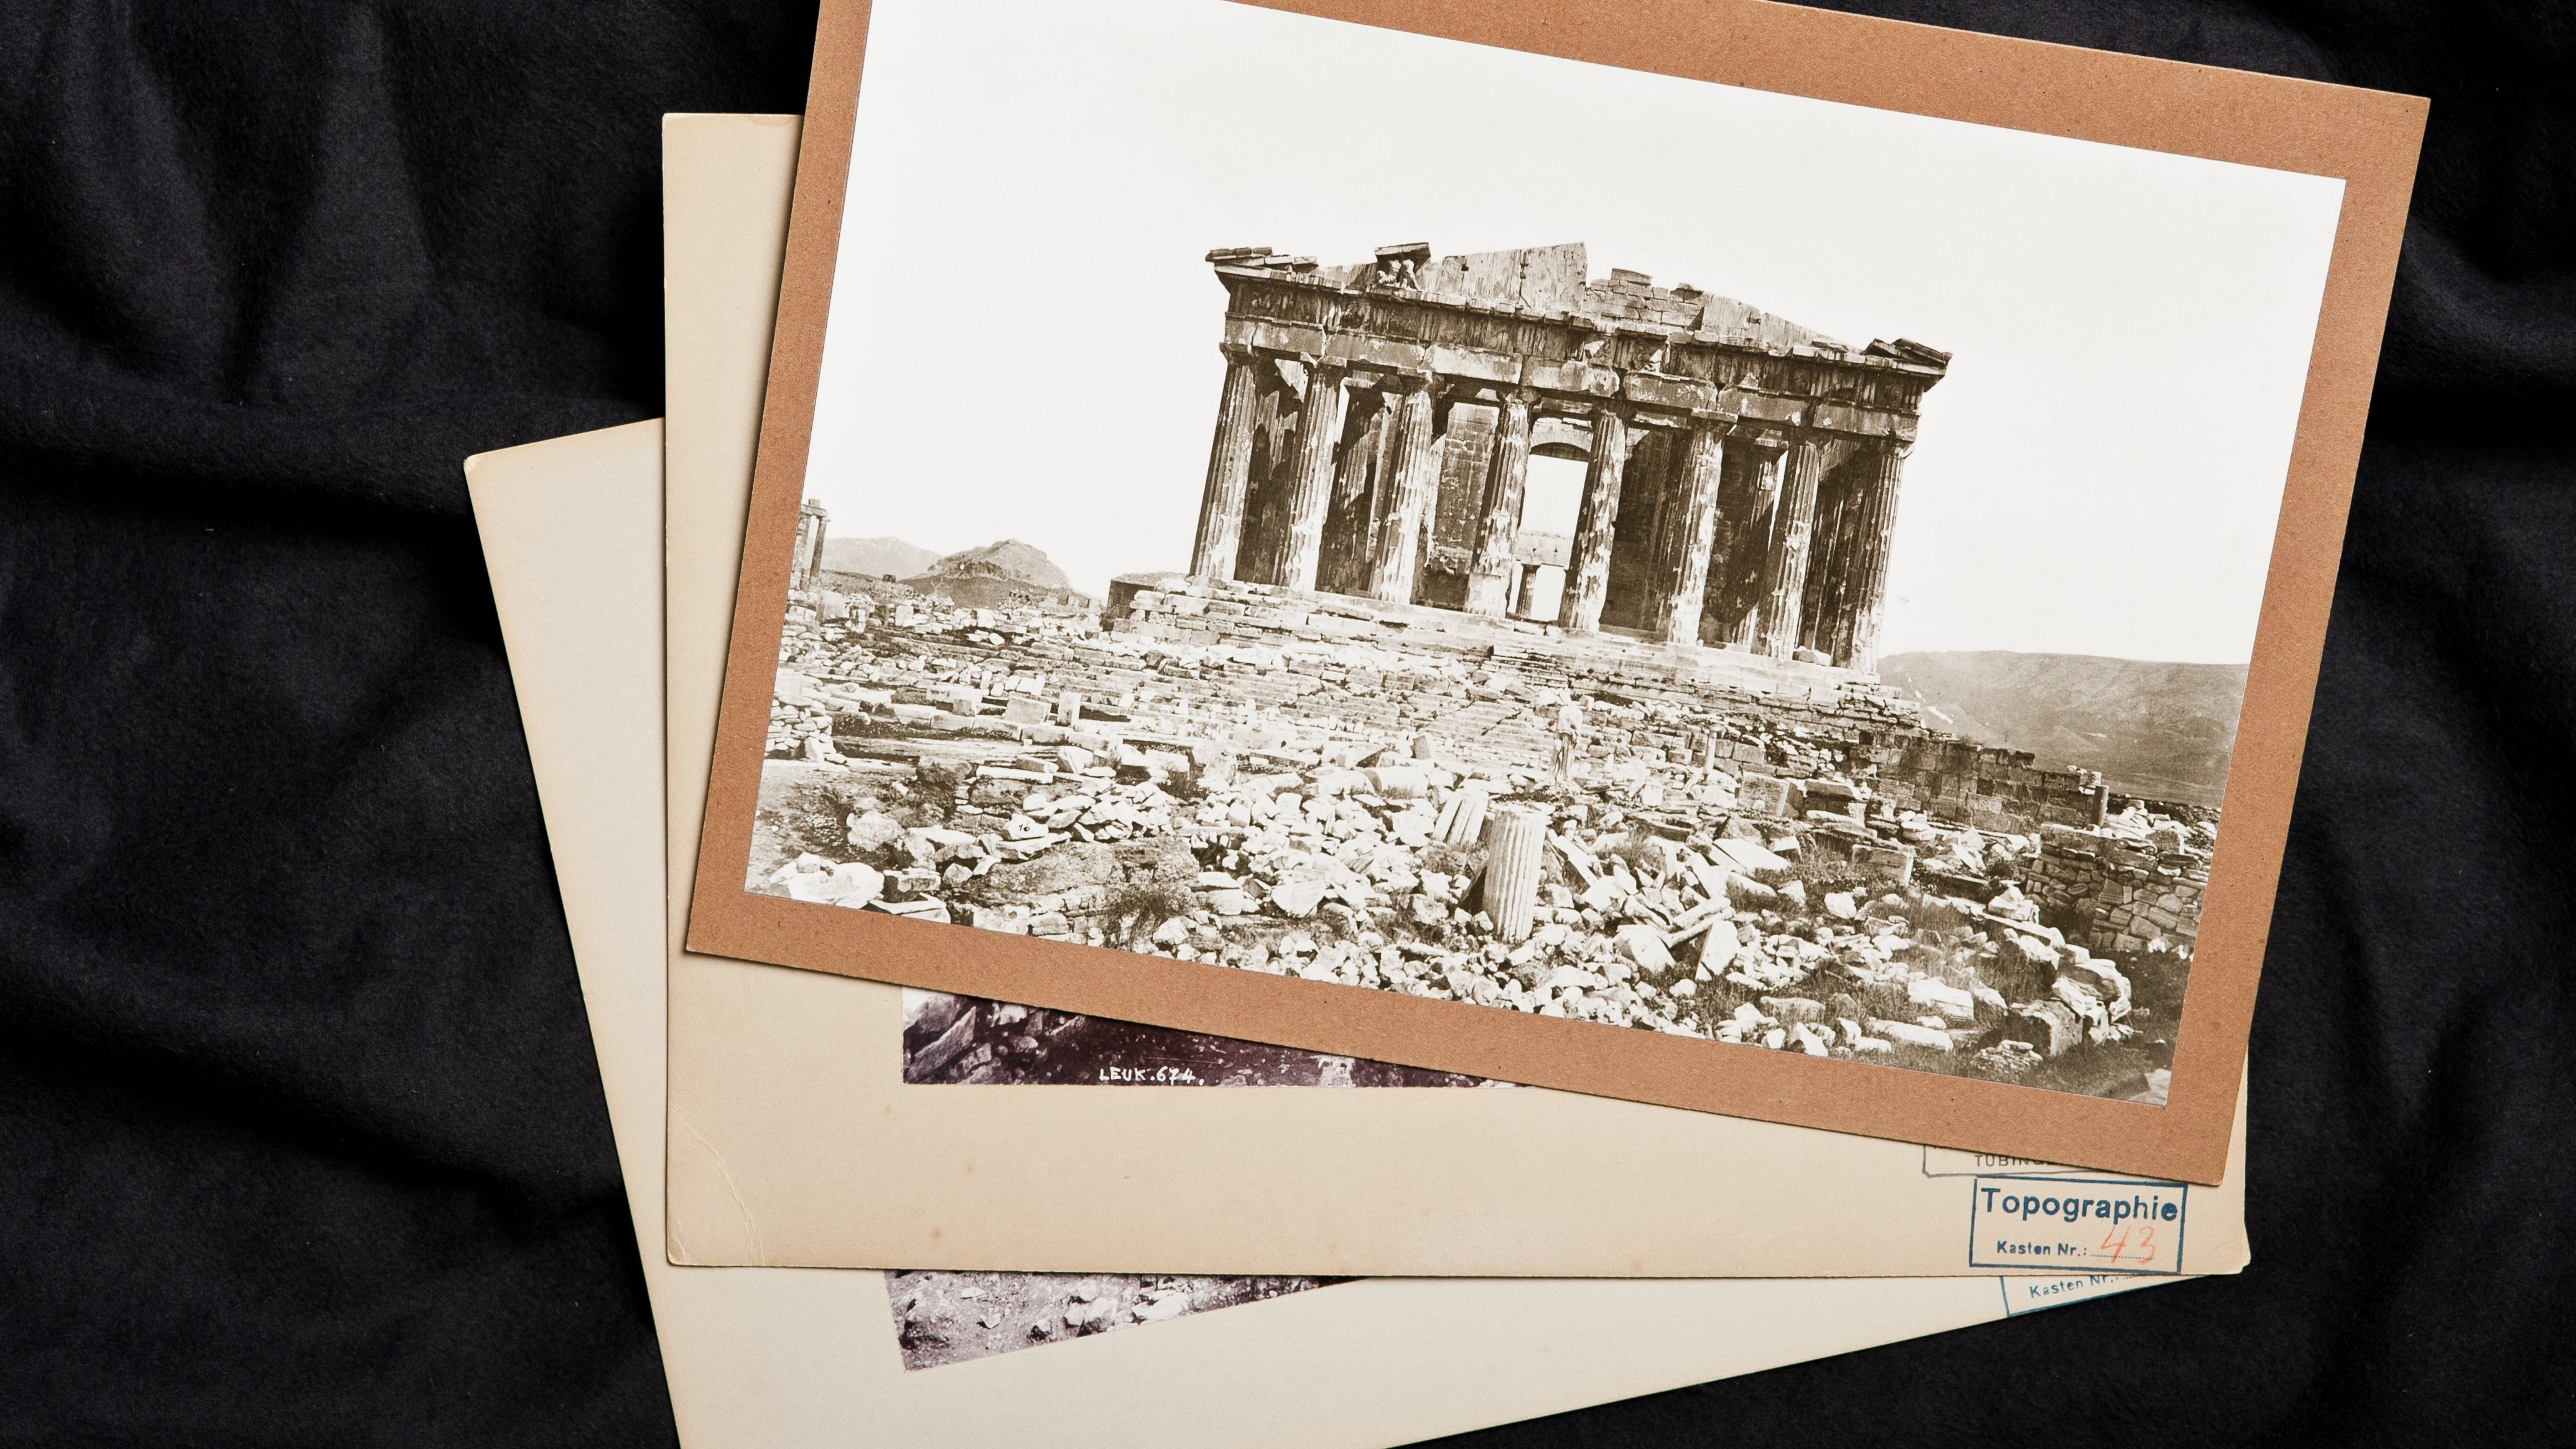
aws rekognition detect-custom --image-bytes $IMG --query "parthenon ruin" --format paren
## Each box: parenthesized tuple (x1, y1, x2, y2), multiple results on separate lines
(1188, 243, 1948, 675)
(762, 251, 2204, 1097)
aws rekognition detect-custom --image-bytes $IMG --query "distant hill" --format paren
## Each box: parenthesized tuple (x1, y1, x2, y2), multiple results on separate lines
(821, 536, 941, 579)
(1877, 651, 2248, 808)
(903, 539, 1091, 610)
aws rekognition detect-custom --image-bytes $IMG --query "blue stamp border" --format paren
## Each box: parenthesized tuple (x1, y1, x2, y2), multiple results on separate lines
(1968, 1175, 2188, 1276)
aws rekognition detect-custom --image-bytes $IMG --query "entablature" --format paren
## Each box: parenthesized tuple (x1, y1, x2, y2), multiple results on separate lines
(1215, 266, 1942, 445)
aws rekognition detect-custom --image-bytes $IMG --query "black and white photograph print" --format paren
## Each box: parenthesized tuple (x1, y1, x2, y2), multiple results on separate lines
(899, 989, 1495, 1088)
(744, 0, 2346, 1102)
(886, 1269, 1346, 1372)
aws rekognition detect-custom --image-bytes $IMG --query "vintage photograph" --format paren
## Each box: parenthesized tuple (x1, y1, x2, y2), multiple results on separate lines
(887, 1268, 1346, 1372)
(732, 0, 2346, 1108)
(889, 978, 1472, 1372)
(900, 989, 1494, 1087)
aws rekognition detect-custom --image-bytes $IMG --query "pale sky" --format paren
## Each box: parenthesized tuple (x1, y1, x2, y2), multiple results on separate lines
(801, 0, 2345, 664)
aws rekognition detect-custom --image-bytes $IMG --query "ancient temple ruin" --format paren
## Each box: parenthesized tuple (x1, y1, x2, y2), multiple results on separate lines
(1188, 243, 1948, 674)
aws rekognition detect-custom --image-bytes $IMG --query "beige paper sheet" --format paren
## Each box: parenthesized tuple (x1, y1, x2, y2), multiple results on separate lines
(473, 413, 2192, 1449)
(660, 114, 2248, 1277)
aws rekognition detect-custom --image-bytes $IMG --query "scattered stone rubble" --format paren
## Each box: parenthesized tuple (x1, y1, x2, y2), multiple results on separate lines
(888, 1269, 1341, 1371)
(900, 990, 1491, 1087)
(753, 576, 2209, 1092)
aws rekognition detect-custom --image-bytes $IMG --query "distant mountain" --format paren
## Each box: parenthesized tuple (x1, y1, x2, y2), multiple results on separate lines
(903, 539, 1090, 609)
(821, 536, 941, 579)
(1877, 651, 2248, 808)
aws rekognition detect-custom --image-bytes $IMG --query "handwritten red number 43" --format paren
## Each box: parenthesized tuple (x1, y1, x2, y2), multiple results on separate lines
(2098, 1224, 2158, 1265)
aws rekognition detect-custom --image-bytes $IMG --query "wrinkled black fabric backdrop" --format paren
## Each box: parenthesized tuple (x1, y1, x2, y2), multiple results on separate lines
(0, 2, 2567, 1445)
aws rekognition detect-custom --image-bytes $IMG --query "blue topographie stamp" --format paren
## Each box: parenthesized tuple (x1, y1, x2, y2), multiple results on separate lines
(1969, 1176, 2187, 1275)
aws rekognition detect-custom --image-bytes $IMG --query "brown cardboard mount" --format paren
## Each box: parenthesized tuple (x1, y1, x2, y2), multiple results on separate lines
(472, 413, 2192, 1445)
(690, 0, 2425, 1183)
(658, 114, 2244, 1277)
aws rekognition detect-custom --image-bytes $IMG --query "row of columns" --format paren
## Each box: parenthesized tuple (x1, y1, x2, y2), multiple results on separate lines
(1559, 407, 1738, 647)
(1188, 345, 1906, 671)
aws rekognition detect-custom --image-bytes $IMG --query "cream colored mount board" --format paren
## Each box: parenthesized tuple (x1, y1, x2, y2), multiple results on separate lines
(473, 415, 2185, 1449)
(661, 111, 2250, 1279)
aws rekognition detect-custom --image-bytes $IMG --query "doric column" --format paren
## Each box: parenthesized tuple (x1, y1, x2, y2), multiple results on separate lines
(1483, 809, 1546, 943)
(1234, 383, 1291, 584)
(1364, 383, 1440, 605)
(1811, 459, 1872, 661)
(1798, 465, 1852, 656)
(1318, 389, 1391, 597)
(1189, 346, 1263, 580)
(1710, 435, 1785, 648)
(1273, 361, 1348, 594)
(1753, 434, 1828, 661)
(1463, 388, 1535, 618)
(1556, 406, 1630, 633)
(1839, 439, 1912, 673)
(791, 500, 827, 592)
(1650, 419, 1728, 645)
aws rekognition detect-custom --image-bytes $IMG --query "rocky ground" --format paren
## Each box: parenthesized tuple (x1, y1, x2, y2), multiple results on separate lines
(753, 592, 2206, 1097)
(888, 1269, 1342, 1371)
(901, 990, 1494, 1087)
